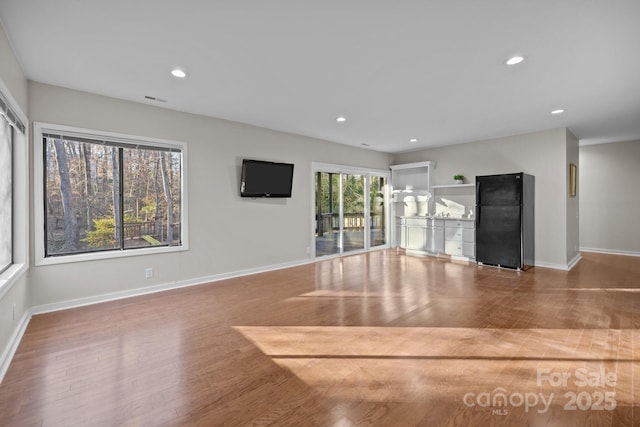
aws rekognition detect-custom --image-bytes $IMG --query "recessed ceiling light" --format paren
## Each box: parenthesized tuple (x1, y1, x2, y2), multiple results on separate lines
(336, 116, 347, 123)
(551, 109, 565, 115)
(171, 68, 187, 78)
(409, 138, 418, 143)
(505, 56, 524, 66)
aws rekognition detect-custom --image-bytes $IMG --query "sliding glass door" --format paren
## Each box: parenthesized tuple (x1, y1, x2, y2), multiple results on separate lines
(313, 164, 389, 258)
(314, 171, 341, 257)
(369, 175, 387, 248)
(342, 173, 365, 253)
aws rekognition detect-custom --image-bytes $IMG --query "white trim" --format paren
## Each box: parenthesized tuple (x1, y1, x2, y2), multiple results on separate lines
(389, 161, 435, 170)
(309, 162, 316, 259)
(36, 245, 188, 266)
(432, 183, 475, 189)
(34, 122, 185, 151)
(401, 252, 577, 271)
(567, 253, 582, 270)
(29, 258, 313, 315)
(534, 260, 573, 271)
(579, 247, 640, 257)
(533, 261, 565, 270)
(32, 122, 189, 266)
(0, 310, 31, 384)
(0, 78, 27, 129)
(0, 264, 27, 300)
(311, 161, 389, 176)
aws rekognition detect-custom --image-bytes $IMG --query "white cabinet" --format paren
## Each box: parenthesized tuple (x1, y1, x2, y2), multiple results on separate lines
(429, 219, 445, 253)
(393, 167, 476, 260)
(390, 161, 433, 195)
(400, 216, 474, 259)
(444, 223, 463, 256)
(395, 217, 404, 248)
(444, 219, 475, 259)
(401, 217, 445, 255)
(403, 217, 428, 253)
(390, 162, 434, 219)
(462, 228, 475, 258)
(391, 161, 434, 248)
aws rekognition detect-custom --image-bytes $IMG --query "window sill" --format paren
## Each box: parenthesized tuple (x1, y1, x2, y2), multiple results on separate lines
(35, 244, 189, 267)
(0, 263, 28, 300)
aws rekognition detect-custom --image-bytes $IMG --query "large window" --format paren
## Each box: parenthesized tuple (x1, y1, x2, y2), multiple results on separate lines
(0, 87, 27, 292)
(35, 123, 188, 264)
(0, 114, 12, 273)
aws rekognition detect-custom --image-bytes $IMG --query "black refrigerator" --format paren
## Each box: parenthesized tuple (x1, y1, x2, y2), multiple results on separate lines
(475, 173, 534, 270)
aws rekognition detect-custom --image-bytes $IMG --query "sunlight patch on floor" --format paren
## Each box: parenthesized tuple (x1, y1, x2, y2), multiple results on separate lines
(233, 326, 637, 405)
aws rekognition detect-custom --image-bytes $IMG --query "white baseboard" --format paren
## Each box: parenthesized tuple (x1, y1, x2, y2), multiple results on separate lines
(533, 253, 582, 271)
(567, 253, 582, 270)
(30, 258, 313, 315)
(533, 261, 568, 270)
(580, 247, 640, 257)
(2, 257, 313, 383)
(0, 310, 32, 384)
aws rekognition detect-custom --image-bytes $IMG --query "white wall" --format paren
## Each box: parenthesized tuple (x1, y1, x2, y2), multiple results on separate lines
(0, 22, 30, 375)
(579, 140, 640, 255)
(27, 82, 393, 307)
(0, 24, 27, 113)
(393, 128, 573, 268)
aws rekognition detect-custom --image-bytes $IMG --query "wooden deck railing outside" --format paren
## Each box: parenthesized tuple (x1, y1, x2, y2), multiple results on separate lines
(123, 221, 181, 242)
(317, 213, 383, 235)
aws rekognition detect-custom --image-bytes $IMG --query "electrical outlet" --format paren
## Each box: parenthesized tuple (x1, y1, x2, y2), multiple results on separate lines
(145, 268, 153, 279)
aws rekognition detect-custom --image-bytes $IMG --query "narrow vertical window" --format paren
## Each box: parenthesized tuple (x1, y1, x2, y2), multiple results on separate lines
(0, 115, 12, 273)
(122, 146, 182, 248)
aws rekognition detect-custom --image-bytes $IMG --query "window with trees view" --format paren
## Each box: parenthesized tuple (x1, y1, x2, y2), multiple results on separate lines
(0, 115, 12, 273)
(38, 124, 186, 260)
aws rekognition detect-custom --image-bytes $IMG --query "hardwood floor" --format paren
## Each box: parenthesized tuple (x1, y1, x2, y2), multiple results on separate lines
(0, 250, 638, 426)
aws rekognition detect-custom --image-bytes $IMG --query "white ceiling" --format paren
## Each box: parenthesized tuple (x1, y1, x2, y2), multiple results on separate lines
(1, 0, 639, 153)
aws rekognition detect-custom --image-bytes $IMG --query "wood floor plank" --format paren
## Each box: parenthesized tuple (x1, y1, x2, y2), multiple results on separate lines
(0, 250, 639, 426)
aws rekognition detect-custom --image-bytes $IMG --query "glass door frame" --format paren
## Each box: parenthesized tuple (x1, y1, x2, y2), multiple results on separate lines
(311, 162, 390, 259)
(368, 173, 388, 250)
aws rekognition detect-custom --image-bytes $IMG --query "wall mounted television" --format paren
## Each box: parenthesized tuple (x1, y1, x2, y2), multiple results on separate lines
(240, 159, 294, 198)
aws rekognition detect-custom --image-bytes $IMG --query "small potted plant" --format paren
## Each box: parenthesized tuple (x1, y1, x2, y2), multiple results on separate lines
(454, 174, 465, 184)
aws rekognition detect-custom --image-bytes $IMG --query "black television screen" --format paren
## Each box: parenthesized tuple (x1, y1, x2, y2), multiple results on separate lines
(240, 159, 294, 198)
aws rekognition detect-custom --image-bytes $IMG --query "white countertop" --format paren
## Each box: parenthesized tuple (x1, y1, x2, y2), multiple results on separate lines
(399, 215, 475, 221)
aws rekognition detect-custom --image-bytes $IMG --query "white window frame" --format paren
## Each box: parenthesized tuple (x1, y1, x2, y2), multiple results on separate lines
(33, 122, 189, 266)
(0, 82, 28, 299)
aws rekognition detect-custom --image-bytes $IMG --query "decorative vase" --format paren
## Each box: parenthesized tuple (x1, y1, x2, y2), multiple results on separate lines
(455, 179, 463, 184)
